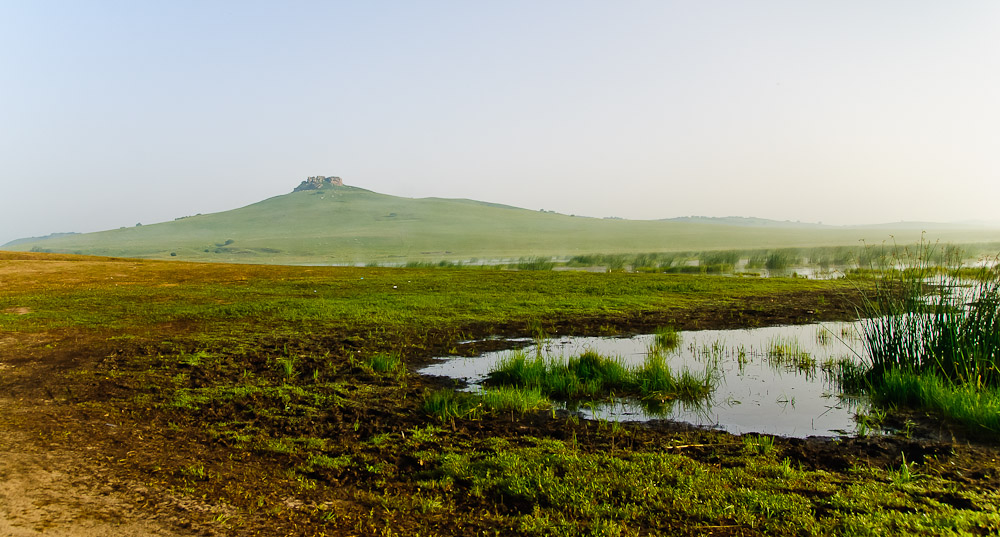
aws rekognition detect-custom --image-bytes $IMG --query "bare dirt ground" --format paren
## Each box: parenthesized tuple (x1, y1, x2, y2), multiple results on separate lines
(0, 399, 189, 537)
(0, 329, 220, 537)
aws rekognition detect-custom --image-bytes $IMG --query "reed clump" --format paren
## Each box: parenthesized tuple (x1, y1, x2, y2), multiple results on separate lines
(747, 249, 801, 271)
(850, 240, 1000, 433)
(515, 256, 556, 271)
(858, 257, 1000, 387)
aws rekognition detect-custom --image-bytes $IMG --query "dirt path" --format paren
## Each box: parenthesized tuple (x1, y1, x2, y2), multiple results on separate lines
(0, 399, 203, 537)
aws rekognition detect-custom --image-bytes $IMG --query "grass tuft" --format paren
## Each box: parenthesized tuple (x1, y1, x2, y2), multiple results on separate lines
(367, 352, 405, 375)
(421, 387, 550, 422)
(422, 389, 479, 421)
(743, 434, 777, 456)
(478, 386, 551, 413)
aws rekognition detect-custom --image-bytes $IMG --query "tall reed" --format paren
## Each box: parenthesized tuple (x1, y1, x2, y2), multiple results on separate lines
(515, 256, 556, 271)
(851, 240, 1000, 433)
(856, 243, 1000, 387)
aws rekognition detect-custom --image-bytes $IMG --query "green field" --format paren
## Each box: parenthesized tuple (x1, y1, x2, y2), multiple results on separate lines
(8, 184, 1000, 264)
(2, 252, 1000, 536)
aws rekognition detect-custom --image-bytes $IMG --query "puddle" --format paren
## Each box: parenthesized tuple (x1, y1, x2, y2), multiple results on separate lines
(420, 322, 871, 438)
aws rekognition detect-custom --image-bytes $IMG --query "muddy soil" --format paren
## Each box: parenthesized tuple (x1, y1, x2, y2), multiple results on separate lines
(0, 398, 224, 537)
(1, 292, 998, 536)
(0, 330, 224, 537)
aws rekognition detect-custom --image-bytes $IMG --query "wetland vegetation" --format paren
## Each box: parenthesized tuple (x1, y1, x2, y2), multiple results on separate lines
(1, 251, 999, 535)
(845, 242, 1000, 436)
(422, 322, 868, 437)
(484, 347, 717, 402)
(391, 241, 999, 281)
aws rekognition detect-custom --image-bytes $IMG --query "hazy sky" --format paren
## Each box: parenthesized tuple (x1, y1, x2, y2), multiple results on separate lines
(3, 1, 999, 245)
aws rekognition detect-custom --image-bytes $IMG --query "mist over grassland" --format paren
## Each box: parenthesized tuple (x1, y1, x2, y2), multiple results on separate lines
(6, 185, 1000, 265)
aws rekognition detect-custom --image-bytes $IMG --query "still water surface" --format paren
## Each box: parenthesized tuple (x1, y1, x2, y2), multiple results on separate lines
(419, 322, 870, 438)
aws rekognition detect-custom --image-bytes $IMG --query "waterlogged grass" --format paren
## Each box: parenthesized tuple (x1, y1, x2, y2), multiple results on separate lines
(653, 325, 681, 351)
(748, 249, 802, 271)
(514, 256, 556, 271)
(565, 242, 991, 275)
(485, 350, 624, 400)
(767, 336, 818, 374)
(855, 243, 1000, 385)
(486, 348, 716, 403)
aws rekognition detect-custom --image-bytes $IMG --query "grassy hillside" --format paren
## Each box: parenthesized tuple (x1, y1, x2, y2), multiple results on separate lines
(6, 184, 1000, 264)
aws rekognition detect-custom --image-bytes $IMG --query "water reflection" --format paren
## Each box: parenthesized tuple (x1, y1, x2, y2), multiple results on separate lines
(419, 322, 870, 438)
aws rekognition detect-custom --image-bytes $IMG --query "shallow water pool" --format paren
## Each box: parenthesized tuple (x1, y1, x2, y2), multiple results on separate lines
(419, 322, 870, 438)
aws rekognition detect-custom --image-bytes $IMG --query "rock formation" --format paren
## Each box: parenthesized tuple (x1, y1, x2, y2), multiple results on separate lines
(293, 176, 344, 192)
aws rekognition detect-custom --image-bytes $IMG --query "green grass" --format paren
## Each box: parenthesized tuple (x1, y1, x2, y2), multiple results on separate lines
(276, 356, 297, 379)
(514, 256, 556, 271)
(419, 436, 1000, 536)
(365, 352, 404, 375)
(746, 249, 793, 270)
(421, 389, 475, 421)
(477, 386, 551, 413)
(859, 274, 1000, 387)
(857, 247, 1000, 384)
(422, 387, 550, 421)
(742, 434, 777, 456)
(874, 369, 1000, 433)
(0, 253, 861, 341)
(486, 348, 716, 403)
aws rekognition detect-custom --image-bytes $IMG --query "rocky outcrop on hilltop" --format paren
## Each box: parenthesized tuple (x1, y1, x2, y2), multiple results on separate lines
(293, 176, 343, 192)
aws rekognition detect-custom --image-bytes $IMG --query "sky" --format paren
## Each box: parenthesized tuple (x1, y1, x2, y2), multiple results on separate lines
(3, 1, 1000, 245)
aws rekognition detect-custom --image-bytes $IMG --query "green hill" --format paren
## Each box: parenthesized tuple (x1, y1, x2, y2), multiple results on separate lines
(6, 183, 1000, 264)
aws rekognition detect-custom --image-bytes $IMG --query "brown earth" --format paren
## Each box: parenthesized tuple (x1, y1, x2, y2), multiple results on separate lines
(0, 400, 202, 537)
(0, 328, 224, 536)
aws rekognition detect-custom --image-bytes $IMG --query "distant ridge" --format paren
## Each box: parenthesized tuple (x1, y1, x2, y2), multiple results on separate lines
(661, 216, 829, 228)
(4, 177, 999, 264)
(845, 221, 978, 230)
(3, 232, 79, 248)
